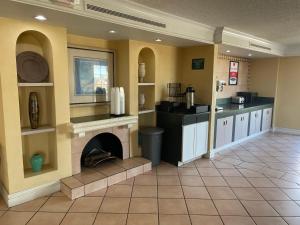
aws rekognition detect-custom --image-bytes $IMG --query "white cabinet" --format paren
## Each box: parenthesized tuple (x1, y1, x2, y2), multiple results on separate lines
(182, 124, 196, 162)
(182, 121, 208, 162)
(234, 113, 249, 141)
(215, 116, 234, 148)
(249, 110, 262, 135)
(262, 108, 273, 131)
(195, 121, 209, 157)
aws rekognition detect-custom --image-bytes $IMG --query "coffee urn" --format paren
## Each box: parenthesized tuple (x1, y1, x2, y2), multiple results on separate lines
(185, 86, 195, 109)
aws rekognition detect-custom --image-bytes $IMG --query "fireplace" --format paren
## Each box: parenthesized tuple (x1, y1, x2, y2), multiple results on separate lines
(81, 133, 123, 168)
(71, 126, 130, 175)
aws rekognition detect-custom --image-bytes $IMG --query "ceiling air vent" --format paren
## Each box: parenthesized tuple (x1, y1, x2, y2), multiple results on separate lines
(249, 42, 271, 51)
(86, 3, 166, 28)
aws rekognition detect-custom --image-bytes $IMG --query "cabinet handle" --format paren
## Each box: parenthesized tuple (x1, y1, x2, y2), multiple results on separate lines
(241, 117, 242, 121)
(226, 120, 228, 125)
(223, 121, 226, 126)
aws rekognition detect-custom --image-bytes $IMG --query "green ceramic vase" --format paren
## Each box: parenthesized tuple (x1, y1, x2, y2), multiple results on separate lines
(30, 154, 43, 172)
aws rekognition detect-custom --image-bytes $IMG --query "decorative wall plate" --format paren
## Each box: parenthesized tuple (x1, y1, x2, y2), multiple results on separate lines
(16, 51, 49, 82)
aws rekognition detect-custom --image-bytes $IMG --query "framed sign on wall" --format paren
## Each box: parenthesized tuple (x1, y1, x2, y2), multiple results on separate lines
(229, 61, 239, 85)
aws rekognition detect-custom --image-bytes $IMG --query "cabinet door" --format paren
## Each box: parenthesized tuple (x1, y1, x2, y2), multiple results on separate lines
(255, 110, 262, 133)
(262, 108, 272, 131)
(249, 111, 257, 136)
(216, 118, 225, 148)
(182, 124, 196, 162)
(234, 114, 243, 141)
(224, 116, 233, 145)
(195, 121, 208, 157)
(241, 113, 249, 139)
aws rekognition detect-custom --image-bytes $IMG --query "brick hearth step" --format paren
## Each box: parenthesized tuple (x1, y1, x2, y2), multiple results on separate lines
(60, 157, 152, 200)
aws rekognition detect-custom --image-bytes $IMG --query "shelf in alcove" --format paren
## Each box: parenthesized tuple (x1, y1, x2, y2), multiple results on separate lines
(21, 126, 56, 136)
(18, 82, 54, 87)
(138, 109, 155, 115)
(24, 164, 56, 178)
(138, 83, 155, 86)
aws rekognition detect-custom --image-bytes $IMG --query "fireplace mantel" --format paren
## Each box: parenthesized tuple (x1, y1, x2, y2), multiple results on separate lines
(69, 115, 138, 137)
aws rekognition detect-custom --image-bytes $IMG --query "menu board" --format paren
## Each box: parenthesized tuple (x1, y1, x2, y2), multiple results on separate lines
(229, 61, 239, 85)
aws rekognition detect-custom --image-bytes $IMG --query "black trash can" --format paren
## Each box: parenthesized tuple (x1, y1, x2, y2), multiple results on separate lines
(139, 127, 164, 166)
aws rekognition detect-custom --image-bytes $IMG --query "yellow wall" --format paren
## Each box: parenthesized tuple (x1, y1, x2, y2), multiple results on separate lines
(275, 57, 300, 130)
(0, 17, 71, 193)
(216, 55, 249, 99)
(249, 58, 279, 97)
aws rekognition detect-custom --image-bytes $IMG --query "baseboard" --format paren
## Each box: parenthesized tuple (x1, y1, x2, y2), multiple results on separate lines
(273, 127, 300, 135)
(0, 181, 60, 207)
(212, 130, 269, 155)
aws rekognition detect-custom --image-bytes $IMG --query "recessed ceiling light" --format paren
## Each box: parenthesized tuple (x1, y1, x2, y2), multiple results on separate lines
(108, 30, 117, 34)
(248, 53, 253, 57)
(155, 38, 162, 42)
(226, 50, 231, 53)
(34, 15, 47, 21)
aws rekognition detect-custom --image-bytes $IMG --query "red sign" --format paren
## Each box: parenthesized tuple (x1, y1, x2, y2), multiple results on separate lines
(229, 61, 239, 85)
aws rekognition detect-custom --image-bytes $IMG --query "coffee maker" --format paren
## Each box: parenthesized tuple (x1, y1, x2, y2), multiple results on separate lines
(185, 86, 195, 109)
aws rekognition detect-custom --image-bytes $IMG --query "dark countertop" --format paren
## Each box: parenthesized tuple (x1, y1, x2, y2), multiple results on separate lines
(216, 102, 274, 119)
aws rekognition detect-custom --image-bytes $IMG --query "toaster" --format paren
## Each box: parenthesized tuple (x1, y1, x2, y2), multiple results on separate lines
(231, 96, 245, 104)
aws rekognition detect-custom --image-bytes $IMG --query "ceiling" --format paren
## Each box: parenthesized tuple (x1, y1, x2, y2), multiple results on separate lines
(130, 0, 300, 46)
(0, 0, 201, 47)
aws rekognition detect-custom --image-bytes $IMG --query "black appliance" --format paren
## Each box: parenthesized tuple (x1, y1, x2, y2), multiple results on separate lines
(237, 92, 258, 104)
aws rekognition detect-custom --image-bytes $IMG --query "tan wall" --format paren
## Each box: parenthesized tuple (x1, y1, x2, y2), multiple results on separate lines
(275, 57, 300, 130)
(0, 17, 71, 193)
(215, 55, 249, 99)
(248, 58, 279, 97)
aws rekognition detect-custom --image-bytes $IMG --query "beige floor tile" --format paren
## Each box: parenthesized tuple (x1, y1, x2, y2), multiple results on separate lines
(218, 169, 242, 177)
(134, 175, 157, 185)
(181, 162, 196, 168)
(269, 201, 300, 216)
(247, 177, 276, 187)
(202, 177, 228, 186)
(132, 185, 157, 197)
(60, 213, 96, 225)
(99, 197, 130, 213)
(118, 177, 135, 185)
(232, 187, 264, 200)
(195, 159, 215, 168)
(158, 186, 184, 198)
(69, 197, 103, 212)
(158, 199, 188, 214)
(0, 211, 5, 217)
(105, 185, 132, 197)
(157, 166, 178, 175)
(178, 167, 199, 175)
(85, 188, 107, 197)
(238, 169, 265, 178)
(282, 188, 300, 200)
(180, 176, 204, 186)
(283, 217, 300, 225)
(129, 198, 157, 213)
(182, 186, 211, 199)
(241, 200, 279, 216)
(159, 215, 191, 225)
(127, 214, 158, 225)
(256, 188, 290, 200)
(158, 175, 180, 185)
(0, 211, 34, 225)
(207, 187, 237, 199)
(252, 217, 288, 225)
(190, 215, 223, 225)
(221, 216, 256, 225)
(10, 197, 48, 212)
(27, 212, 65, 225)
(94, 213, 127, 225)
(214, 200, 248, 216)
(224, 177, 252, 187)
(52, 192, 65, 196)
(198, 168, 221, 176)
(269, 178, 300, 188)
(73, 170, 106, 185)
(39, 196, 73, 212)
(186, 199, 218, 215)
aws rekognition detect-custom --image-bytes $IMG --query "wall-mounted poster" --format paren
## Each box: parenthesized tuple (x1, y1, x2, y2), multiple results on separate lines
(192, 58, 205, 70)
(229, 61, 239, 85)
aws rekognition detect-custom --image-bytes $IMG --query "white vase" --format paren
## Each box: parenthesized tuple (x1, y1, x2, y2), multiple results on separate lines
(139, 93, 145, 110)
(138, 63, 146, 83)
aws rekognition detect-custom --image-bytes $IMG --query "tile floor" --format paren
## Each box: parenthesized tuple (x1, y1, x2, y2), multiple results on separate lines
(1, 132, 300, 224)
